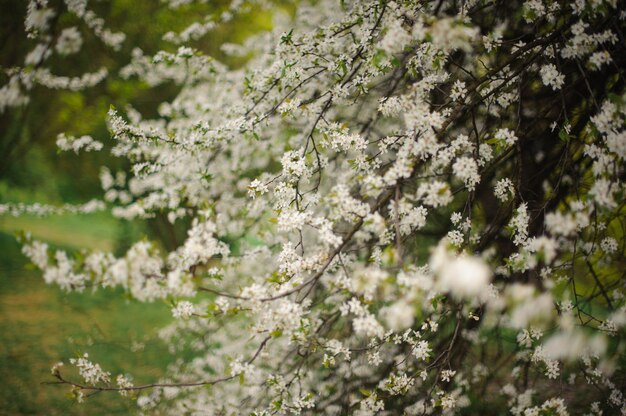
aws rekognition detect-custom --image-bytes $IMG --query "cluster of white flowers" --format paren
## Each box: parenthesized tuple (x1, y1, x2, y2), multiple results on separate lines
(417, 181, 452, 207)
(450, 79, 467, 102)
(69, 353, 111, 385)
(34, 67, 109, 91)
(116, 374, 134, 396)
(430, 243, 492, 300)
(494, 128, 518, 146)
(494, 178, 515, 202)
(7, 0, 626, 413)
(509, 203, 530, 246)
(56, 133, 103, 153)
(452, 156, 480, 191)
(601, 237, 618, 254)
(540, 64, 565, 91)
(171, 301, 195, 319)
(0, 199, 105, 217)
(55, 27, 83, 55)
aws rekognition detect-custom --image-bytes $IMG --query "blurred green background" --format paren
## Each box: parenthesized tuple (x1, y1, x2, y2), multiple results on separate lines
(0, 0, 274, 413)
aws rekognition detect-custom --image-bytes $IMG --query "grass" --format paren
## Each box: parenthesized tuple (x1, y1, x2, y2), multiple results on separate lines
(0, 213, 175, 415)
(1, 213, 118, 252)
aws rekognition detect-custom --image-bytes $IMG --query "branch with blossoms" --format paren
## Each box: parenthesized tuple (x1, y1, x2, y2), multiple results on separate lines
(6, 0, 626, 414)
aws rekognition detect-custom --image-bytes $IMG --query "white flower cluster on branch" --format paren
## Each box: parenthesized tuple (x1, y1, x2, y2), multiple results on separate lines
(5, 0, 626, 414)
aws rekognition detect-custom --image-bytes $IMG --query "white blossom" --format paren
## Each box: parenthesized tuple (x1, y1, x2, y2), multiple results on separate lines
(453, 156, 480, 191)
(56, 27, 83, 55)
(56, 133, 103, 153)
(69, 353, 111, 385)
(540, 64, 565, 91)
(172, 301, 195, 319)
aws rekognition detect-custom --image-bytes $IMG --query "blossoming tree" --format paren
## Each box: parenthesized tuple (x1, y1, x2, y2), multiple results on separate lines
(4, 0, 626, 414)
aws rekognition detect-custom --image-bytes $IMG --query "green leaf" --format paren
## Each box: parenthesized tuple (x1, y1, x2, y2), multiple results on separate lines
(280, 29, 294, 44)
(339, 60, 348, 77)
(359, 388, 372, 397)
